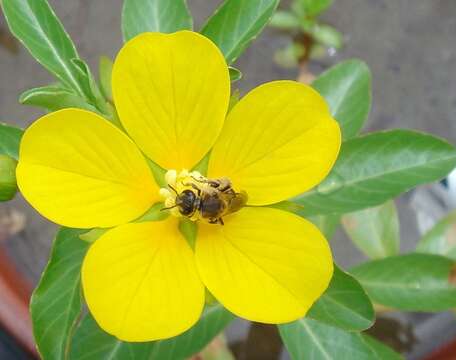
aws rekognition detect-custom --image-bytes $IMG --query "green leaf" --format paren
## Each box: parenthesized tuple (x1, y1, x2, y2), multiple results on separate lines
(68, 59, 122, 128)
(309, 24, 343, 49)
(122, 0, 193, 42)
(307, 266, 374, 331)
(201, 0, 280, 64)
(301, 0, 333, 17)
(308, 43, 328, 60)
(273, 42, 304, 68)
(0, 155, 18, 201)
(362, 335, 403, 360)
(279, 318, 402, 360)
(312, 59, 371, 140)
(19, 86, 98, 113)
(99, 56, 113, 101)
(416, 210, 456, 259)
(31, 227, 90, 360)
(1, 0, 87, 97)
(342, 200, 400, 259)
(269, 10, 300, 30)
(152, 304, 234, 359)
(79, 228, 108, 243)
(351, 253, 456, 311)
(308, 213, 340, 239)
(293, 130, 456, 216)
(0, 122, 23, 160)
(69, 305, 235, 360)
(299, 17, 316, 33)
(71, 58, 110, 115)
(196, 335, 234, 360)
(229, 66, 242, 82)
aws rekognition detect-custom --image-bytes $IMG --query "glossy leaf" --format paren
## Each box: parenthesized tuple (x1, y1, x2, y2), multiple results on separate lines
(1, 0, 87, 97)
(293, 130, 456, 216)
(201, 0, 279, 64)
(279, 318, 402, 360)
(0, 122, 23, 160)
(308, 266, 374, 331)
(342, 200, 400, 259)
(351, 253, 456, 311)
(312, 59, 371, 140)
(122, 0, 192, 41)
(69, 305, 235, 360)
(416, 210, 456, 259)
(19, 86, 98, 113)
(31, 228, 89, 360)
(362, 335, 404, 360)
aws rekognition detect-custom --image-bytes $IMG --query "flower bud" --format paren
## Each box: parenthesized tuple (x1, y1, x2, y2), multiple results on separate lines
(0, 154, 18, 201)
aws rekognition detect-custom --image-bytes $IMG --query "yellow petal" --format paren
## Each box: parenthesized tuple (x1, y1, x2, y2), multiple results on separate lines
(112, 31, 230, 170)
(16, 109, 158, 228)
(195, 207, 333, 323)
(82, 220, 205, 342)
(208, 81, 341, 205)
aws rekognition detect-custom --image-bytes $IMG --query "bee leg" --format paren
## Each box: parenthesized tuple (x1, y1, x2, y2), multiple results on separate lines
(217, 178, 232, 192)
(208, 218, 218, 224)
(222, 188, 236, 195)
(218, 217, 224, 226)
(191, 175, 213, 184)
(191, 176, 221, 188)
(208, 180, 222, 188)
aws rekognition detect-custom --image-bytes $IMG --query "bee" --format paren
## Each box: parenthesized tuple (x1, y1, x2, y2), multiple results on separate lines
(163, 177, 247, 225)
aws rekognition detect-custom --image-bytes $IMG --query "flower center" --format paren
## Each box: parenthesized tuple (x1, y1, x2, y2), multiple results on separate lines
(159, 169, 247, 225)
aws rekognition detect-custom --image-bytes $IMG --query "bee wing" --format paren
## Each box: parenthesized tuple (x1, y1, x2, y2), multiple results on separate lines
(224, 190, 248, 215)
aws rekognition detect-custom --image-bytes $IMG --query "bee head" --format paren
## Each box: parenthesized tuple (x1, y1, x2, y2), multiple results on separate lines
(175, 189, 197, 216)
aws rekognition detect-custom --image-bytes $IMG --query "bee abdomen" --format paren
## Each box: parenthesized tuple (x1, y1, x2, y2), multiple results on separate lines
(200, 195, 225, 219)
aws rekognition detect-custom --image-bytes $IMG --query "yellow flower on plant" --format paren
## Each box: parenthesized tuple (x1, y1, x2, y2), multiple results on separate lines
(16, 31, 341, 342)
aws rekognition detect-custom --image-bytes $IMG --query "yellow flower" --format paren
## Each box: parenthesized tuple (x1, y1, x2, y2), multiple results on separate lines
(16, 31, 341, 342)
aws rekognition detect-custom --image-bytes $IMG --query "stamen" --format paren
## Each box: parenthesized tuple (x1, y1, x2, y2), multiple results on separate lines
(164, 170, 177, 187)
(159, 188, 171, 198)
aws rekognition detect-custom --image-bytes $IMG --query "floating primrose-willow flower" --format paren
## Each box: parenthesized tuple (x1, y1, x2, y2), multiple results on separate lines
(16, 31, 341, 341)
